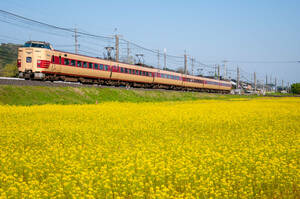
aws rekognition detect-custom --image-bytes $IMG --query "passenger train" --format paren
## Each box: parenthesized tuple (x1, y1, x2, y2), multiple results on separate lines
(17, 41, 231, 93)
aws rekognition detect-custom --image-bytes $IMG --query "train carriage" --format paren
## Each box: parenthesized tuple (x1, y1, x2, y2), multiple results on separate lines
(18, 41, 232, 93)
(154, 69, 183, 88)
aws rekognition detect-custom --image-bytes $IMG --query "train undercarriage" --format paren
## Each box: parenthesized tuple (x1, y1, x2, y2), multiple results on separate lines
(19, 71, 230, 94)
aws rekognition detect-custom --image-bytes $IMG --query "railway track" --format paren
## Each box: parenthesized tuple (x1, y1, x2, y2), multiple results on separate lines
(0, 77, 97, 88)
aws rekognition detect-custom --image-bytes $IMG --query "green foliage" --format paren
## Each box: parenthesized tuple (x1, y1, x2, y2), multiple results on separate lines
(0, 43, 21, 75)
(0, 61, 18, 77)
(291, 83, 300, 94)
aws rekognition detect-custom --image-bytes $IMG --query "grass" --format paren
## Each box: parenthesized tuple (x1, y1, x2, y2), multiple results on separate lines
(0, 85, 261, 105)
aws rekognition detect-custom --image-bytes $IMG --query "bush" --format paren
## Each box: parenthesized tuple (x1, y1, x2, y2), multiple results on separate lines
(291, 83, 300, 94)
(0, 61, 18, 77)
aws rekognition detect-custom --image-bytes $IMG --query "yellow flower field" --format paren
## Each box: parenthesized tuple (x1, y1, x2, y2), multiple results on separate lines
(0, 98, 299, 198)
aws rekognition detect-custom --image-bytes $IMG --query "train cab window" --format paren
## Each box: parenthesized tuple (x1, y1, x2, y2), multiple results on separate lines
(83, 62, 87, 68)
(64, 59, 70, 65)
(105, 65, 108, 71)
(71, 60, 76, 66)
(52, 55, 55, 63)
(99, 64, 103, 70)
(59, 56, 61, 64)
(89, 63, 93, 69)
(94, 64, 98, 69)
(77, 61, 82, 67)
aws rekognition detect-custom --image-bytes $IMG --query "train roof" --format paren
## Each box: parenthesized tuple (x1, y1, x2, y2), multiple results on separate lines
(24, 41, 53, 50)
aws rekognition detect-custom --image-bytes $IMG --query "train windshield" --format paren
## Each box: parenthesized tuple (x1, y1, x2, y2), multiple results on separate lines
(24, 42, 51, 49)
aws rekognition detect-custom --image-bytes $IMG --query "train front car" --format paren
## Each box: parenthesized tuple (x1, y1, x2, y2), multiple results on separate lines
(18, 41, 52, 80)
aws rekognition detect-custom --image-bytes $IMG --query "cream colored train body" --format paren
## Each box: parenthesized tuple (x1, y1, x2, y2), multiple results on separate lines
(18, 41, 231, 92)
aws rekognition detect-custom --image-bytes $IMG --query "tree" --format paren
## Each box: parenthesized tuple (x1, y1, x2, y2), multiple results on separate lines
(291, 83, 300, 94)
(0, 61, 18, 77)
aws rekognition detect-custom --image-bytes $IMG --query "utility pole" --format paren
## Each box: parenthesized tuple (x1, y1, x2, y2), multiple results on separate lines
(214, 65, 217, 78)
(191, 58, 195, 75)
(115, 34, 119, 62)
(157, 49, 160, 69)
(163, 48, 167, 70)
(218, 65, 220, 80)
(282, 80, 284, 90)
(237, 66, 240, 89)
(184, 50, 187, 74)
(127, 41, 130, 63)
(275, 77, 277, 92)
(223, 60, 228, 79)
(254, 72, 256, 91)
(73, 27, 79, 54)
(266, 74, 268, 85)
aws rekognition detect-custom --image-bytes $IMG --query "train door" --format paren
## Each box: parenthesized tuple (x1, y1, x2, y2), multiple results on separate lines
(51, 55, 56, 72)
(51, 55, 62, 73)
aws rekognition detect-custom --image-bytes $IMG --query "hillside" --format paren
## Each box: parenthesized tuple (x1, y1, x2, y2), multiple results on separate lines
(0, 43, 21, 76)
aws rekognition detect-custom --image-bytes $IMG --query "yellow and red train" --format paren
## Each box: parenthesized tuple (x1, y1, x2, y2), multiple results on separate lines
(17, 41, 231, 93)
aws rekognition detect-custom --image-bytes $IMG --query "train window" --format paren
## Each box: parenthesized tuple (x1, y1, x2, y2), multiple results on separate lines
(139, 71, 142, 75)
(124, 68, 128, 73)
(105, 65, 108, 71)
(100, 64, 103, 70)
(59, 56, 61, 64)
(94, 64, 98, 69)
(120, 67, 123, 72)
(132, 70, 135, 74)
(52, 55, 55, 63)
(89, 63, 93, 69)
(71, 60, 76, 66)
(83, 62, 87, 68)
(149, 72, 152, 77)
(146, 72, 149, 76)
(136, 70, 139, 75)
(77, 61, 82, 67)
(129, 69, 132, 74)
(64, 59, 70, 65)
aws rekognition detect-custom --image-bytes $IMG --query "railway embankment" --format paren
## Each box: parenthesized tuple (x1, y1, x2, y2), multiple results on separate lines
(0, 85, 261, 106)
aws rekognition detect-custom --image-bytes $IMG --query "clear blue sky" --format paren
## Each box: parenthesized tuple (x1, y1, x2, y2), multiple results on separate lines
(0, 0, 299, 84)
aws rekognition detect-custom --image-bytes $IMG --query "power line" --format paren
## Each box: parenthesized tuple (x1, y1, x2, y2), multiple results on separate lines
(227, 60, 299, 64)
